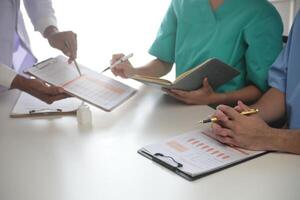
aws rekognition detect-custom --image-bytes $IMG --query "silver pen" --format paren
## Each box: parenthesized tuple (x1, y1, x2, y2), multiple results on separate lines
(102, 53, 133, 73)
(64, 41, 82, 76)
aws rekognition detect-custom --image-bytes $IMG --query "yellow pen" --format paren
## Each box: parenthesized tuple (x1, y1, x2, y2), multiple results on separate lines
(198, 109, 259, 124)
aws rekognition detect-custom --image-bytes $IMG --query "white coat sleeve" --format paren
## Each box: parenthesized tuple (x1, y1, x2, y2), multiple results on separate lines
(23, 0, 58, 34)
(0, 64, 17, 88)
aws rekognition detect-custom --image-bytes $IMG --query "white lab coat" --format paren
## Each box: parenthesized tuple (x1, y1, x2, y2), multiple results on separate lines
(0, 0, 57, 88)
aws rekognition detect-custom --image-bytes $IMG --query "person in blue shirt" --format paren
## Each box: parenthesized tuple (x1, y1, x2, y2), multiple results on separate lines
(206, 11, 300, 154)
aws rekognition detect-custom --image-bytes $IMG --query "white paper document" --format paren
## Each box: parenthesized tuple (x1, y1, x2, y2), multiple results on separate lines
(140, 129, 266, 177)
(26, 56, 136, 111)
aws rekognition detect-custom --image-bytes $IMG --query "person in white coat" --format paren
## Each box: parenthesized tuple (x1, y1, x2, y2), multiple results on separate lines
(0, 0, 77, 103)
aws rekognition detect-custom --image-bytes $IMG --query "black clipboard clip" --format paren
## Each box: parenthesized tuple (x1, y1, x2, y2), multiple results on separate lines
(29, 108, 63, 115)
(138, 148, 268, 181)
(138, 149, 195, 181)
(154, 153, 183, 168)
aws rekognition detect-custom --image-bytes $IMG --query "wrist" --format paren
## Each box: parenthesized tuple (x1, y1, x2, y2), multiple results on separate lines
(43, 26, 59, 39)
(11, 75, 29, 91)
(262, 127, 281, 151)
(132, 67, 139, 76)
(209, 92, 225, 105)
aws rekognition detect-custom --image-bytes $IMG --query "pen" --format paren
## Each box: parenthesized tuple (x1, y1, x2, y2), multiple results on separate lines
(102, 53, 133, 73)
(198, 109, 259, 123)
(64, 41, 82, 76)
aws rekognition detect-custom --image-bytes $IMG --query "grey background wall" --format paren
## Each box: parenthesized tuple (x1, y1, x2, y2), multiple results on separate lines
(270, 0, 300, 35)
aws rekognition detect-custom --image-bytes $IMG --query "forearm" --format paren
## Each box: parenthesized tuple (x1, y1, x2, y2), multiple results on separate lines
(23, 0, 57, 34)
(10, 75, 30, 92)
(212, 85, 262, 106)
(134, 59, 173, 77)
(251, 88, 285, 123)
(265, 128, 300, 154)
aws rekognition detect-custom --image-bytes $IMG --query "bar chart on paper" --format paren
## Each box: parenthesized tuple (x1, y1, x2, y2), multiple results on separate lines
(63, 74, 134, 111)
(140, 129, 265, 178)
(27, 55, 136, 111)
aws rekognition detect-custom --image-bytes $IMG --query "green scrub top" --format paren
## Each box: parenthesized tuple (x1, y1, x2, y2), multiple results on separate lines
(149, 0, 283, 92)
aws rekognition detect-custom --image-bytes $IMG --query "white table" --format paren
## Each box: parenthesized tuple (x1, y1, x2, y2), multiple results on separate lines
(0, 87, 299, 200)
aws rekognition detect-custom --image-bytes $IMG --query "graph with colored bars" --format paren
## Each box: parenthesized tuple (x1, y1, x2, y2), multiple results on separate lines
(62, 74, 134, 110)
(186, 138, 231, 160)
(164, 130, 254, 170)
(63, 75, 127, 103)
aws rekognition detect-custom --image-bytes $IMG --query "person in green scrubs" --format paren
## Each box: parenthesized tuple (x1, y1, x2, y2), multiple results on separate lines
(110, 0, 283, 106)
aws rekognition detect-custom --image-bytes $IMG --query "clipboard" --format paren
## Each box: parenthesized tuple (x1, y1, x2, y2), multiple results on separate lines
(10, 92, 82, 118)
(137, 130, 268, 181)
(138, 149, 267, 181)
(25, 56, 137, 112)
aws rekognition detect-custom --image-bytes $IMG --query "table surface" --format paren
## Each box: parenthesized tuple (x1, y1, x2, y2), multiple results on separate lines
(0, 87, 300, 200)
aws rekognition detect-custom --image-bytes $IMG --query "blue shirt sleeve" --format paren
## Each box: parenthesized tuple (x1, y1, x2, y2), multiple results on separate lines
(268, 46, 288, 93)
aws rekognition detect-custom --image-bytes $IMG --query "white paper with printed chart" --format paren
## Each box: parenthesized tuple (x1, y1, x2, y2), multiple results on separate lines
(26, 55, 136, 111)
(139, 129, 266, 177)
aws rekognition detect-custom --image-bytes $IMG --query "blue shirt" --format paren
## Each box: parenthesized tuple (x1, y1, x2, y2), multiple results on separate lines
(268, 11, 300, 129)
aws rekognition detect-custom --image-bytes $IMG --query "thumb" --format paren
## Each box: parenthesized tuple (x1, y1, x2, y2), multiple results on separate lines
(43, 86, 65, 96)
(234, 100, 251, 112)
(111, 54, 124, 64)
(238, 100, 251, 110)
(217, 104, 241, 121)
(203, 77, 211, 88)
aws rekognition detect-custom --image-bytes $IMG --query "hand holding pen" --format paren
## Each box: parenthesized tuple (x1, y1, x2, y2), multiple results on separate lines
(201, 102, 270, 150)
(103, 53, 135, 78)
(44, 27, 77, 64)
(199, 108, 259, 123)
(64, 41, 82, 76)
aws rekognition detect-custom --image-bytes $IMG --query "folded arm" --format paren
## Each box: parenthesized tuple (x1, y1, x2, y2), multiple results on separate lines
(267, 128, 300, 154)
(209, 84, 262, 105)
(209, 104, 300, 154)
(250, 87, 286, 123)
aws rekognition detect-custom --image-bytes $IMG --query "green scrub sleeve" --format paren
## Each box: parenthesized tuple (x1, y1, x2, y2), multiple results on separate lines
(148, 2, 177, 64)
(244, 9, 283, 92)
